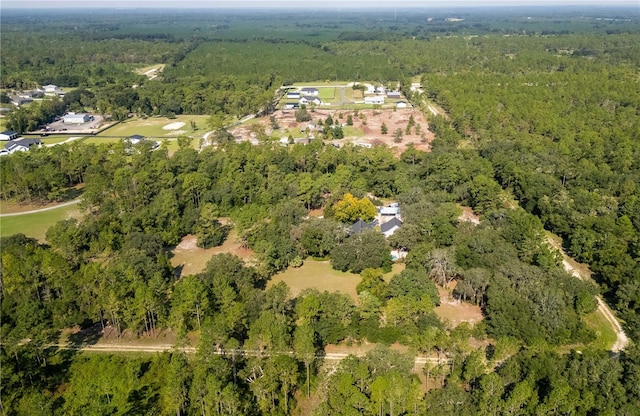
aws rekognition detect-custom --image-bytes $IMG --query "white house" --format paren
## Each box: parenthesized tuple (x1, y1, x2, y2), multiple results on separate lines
(42, 84, 62, 95)
(375, 86, 386, 94)
(126, 134, 145, 145)
(381, 217, 403, 238)
(379, 202, 400, 216)
(396, 101, 408, 108)
(364, 96, 385, 105)
(300, 87, 319, 96)
(4, 138, 41, 153)
(63, 113, 92, 124)
(299, 96, 322, 106)
(0, 130, 20, 141)
(286, 91, 301, 99)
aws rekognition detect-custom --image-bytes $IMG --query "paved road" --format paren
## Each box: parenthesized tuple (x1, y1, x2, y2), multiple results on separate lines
(0, 199, 81, 217)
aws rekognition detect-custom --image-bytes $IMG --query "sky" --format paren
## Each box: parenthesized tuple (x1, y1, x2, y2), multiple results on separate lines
(3, 0, 639, 9)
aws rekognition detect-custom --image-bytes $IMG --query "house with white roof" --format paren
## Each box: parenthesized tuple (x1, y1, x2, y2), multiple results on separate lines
(364, 96, 385, 105)
(63, 113, 92, 124)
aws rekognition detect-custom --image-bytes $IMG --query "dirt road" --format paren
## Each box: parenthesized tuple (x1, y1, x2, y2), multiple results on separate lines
(52, 343, 448, 366)
(550, 238, 629, 352)
(0, 198, 81, 217)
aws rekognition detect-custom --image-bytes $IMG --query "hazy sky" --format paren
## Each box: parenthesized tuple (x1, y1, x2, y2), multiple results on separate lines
(3, 0, 639, 9)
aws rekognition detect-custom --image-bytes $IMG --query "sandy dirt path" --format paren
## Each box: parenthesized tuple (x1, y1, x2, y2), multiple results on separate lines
(0, 199, 81, 217)
(52, 343, 448, 366)
(550, 238, 629, 352)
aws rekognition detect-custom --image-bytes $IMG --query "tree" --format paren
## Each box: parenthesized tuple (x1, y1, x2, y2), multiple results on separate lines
(295, 106, 311, 122)
(299, 218, 345, 258)
(293, 325, 316, 398)
(356, 268, 388, 301)
(333, 193, 377, 223)
(393, 128, 403, 143)
(347, 114, 354, 126)
(163, 352, 192, 416)
(331, 230, 392, 274)
(426, 248, 459, 286)
(381, 122, 388, 135)
(195, 203, 229, 248)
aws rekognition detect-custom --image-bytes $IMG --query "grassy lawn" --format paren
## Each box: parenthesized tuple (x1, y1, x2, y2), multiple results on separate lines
(268, 260, 359, 300)
(342, 126, 365, 137)
(41, 135, 88, 145)
(291, 81, 350, 87)
(98, 115, 210, 138)
(318, 87, 337, 101)
(0, 204, 83, 241)
(81, 137, 122, 145)
(583, 308, 618, 350)
(268, 260, 405, 302)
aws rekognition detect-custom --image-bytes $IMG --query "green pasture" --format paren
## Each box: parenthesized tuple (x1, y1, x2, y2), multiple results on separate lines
(583, 309, 618, 350)
(291, 81, 351, 87)
(98, 115, 210, 138)
(318, 87, 337, 101)
(40, 135, 87, 145)
(268, 260, 405, 302)
(80, 137, 122, 145)
(268, 260, 359, 301)
(0, 203, 83, 242)
(342, 126, 365, 137)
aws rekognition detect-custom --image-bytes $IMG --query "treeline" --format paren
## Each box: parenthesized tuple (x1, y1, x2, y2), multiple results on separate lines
(5, 342, 639, 415)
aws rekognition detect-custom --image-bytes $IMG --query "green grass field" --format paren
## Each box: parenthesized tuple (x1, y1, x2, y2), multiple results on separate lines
(318, 87, 337, 101)
(342, 126, 365, 137)
(0, 203, 83, 241)
(98, 115, 210, 138)
(268, 260, 405, 302)
(291, 81, 350, 87)
(583, 308, 618, 350)
(268, 260, 359, 300)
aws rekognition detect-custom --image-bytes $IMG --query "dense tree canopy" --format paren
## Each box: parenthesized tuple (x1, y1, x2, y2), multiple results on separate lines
(1, 6, 639, 415)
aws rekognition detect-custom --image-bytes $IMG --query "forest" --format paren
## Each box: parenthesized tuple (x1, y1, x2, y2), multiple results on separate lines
(1, 6, 639, 415)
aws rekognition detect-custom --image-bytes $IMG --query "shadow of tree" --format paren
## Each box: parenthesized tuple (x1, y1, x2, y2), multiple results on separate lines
(67, 323, 103, 348)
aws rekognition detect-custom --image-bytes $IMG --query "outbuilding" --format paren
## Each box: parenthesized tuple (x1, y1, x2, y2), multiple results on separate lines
(364, 96, 385, 105)
(300, 87, 319, 96)
(0, 130, 20, 141)
(63, 113, 92, 124)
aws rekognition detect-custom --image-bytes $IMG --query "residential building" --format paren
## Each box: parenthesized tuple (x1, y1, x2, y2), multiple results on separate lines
(4, 138, 41, 153)
(364, 96, 385, 105)
(300, 87, 319, 96)
(0, 130, 20, 141)
(381, 217, 403, 238)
